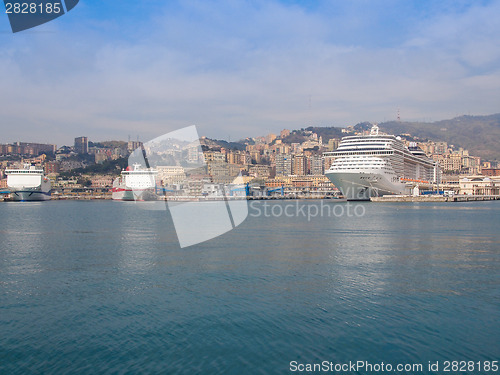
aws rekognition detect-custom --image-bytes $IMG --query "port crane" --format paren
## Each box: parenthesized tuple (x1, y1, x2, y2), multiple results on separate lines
(266, 185, 284, 197)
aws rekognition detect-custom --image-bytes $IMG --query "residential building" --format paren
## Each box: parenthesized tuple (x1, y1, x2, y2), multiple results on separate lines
(310, 155, 324, 175)
(248, 165, 272, 179)
(293, 154, 307, 176)
(275, 154, 292, 177)
(127, 141, 143, 152)
(44, 161, 61, 174)
(328, 138, 339, 151)
(482, 168, 500, 177)
(0, 142, 56, 156)
(74, 136, 88, 154)
(157, 166, 186, 185)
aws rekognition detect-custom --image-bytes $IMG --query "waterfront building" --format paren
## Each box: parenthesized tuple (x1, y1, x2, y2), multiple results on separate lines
(209, 163, 246, 184)
(90, 175, 114, 188)
(459, 176, 500, 195)
(265, 176, 292, 188)
(157, 166, 187, 186)
(184, 179, 204, 196)
(290, 175, 333, 188)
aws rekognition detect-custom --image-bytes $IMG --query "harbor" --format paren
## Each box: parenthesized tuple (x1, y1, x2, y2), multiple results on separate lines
(3, 191, 499, 202)
(371, 194, 500, 202)
(1, 199, 499, 374)
(2, 1, 500, 373)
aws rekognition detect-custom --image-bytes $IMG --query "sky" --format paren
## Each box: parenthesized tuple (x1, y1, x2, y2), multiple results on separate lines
(1, 0, 499, 146)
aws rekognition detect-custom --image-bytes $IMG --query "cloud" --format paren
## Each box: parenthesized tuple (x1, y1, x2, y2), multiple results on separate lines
(0, 0, 499, 146)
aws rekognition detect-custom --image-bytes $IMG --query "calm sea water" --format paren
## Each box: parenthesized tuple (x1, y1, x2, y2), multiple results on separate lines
(0, 200, 499, 374)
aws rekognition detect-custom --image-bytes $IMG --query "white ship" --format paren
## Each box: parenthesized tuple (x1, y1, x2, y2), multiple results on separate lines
(112, 163, 158, 201)
(5, 163, 52, 201)
(324, 124, 440, 200)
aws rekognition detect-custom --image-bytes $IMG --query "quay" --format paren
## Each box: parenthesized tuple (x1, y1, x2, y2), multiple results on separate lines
(2, 191, 499, 202)
(51, 195, 112, 200)
(371, 195, 500, 202)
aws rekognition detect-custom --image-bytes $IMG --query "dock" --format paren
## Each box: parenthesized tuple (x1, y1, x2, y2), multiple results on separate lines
(371, 195, 500, 202)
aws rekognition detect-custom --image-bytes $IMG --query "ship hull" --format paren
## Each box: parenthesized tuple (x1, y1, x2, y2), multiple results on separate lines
(7, 189, 51, 201)
(325, 171, 407, 200)
(112, 187, 157, 201)
(112, 188, 137, 201)
(112, 168, 158, 201)
(6, 166, 52, 202)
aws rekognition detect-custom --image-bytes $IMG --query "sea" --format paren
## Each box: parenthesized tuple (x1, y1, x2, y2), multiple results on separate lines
(0, 200, 499, 374)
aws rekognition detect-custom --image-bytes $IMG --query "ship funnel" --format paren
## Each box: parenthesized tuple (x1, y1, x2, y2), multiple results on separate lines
(370, 123, 379, 135)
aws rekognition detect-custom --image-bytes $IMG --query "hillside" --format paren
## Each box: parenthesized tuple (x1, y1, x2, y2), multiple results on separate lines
(204, 113, 499, 161)
(379, 114, 500, 161)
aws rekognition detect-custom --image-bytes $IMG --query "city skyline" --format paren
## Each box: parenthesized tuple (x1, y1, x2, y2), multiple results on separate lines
(1, 0, 500, 145)
(0, 111, 498, 156)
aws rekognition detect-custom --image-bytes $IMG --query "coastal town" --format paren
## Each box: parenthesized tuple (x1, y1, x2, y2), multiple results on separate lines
(1, 123, 500, 200)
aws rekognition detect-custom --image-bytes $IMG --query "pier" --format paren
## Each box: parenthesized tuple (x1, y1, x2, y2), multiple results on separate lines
(371, 195, 500, 202)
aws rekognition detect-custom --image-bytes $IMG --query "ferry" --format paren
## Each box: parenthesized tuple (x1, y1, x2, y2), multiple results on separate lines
(324, 124, 440, 200)
(5, 163, 52, 201)
(112, 163, 158, 201)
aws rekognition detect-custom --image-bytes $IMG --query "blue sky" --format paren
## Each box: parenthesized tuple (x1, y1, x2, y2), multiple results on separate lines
(1, 0, 499, 146)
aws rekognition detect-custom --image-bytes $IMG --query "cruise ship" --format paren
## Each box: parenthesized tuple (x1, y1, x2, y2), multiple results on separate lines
(324, 124, 439, 200)
(5, 163, 52, 201)
(112, 163, 158, 201)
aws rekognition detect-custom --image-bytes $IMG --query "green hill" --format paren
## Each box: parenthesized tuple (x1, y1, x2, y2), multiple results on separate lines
(205, 113, 499, 162)
(379, 114, 500, 161)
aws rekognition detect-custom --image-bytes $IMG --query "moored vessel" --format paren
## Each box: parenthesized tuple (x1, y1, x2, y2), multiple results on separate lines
(5, 163, 52, 201)
(324, 124, 440, 200)
(112, 163, 158, 201)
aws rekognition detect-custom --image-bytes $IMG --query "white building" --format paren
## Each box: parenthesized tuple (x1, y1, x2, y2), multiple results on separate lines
(459, 176, 500, 195)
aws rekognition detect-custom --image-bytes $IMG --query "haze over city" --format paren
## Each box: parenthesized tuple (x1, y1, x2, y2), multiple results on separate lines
(1, 0, 499, 145)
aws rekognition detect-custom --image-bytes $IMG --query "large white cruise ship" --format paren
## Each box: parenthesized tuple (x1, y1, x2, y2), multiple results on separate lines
(112, 163, 158, 201)
(324, 124, 440, 200)
(5, 163, 52, 201)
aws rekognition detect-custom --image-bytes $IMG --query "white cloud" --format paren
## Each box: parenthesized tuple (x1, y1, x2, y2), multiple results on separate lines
(0, 0, 499, 145)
